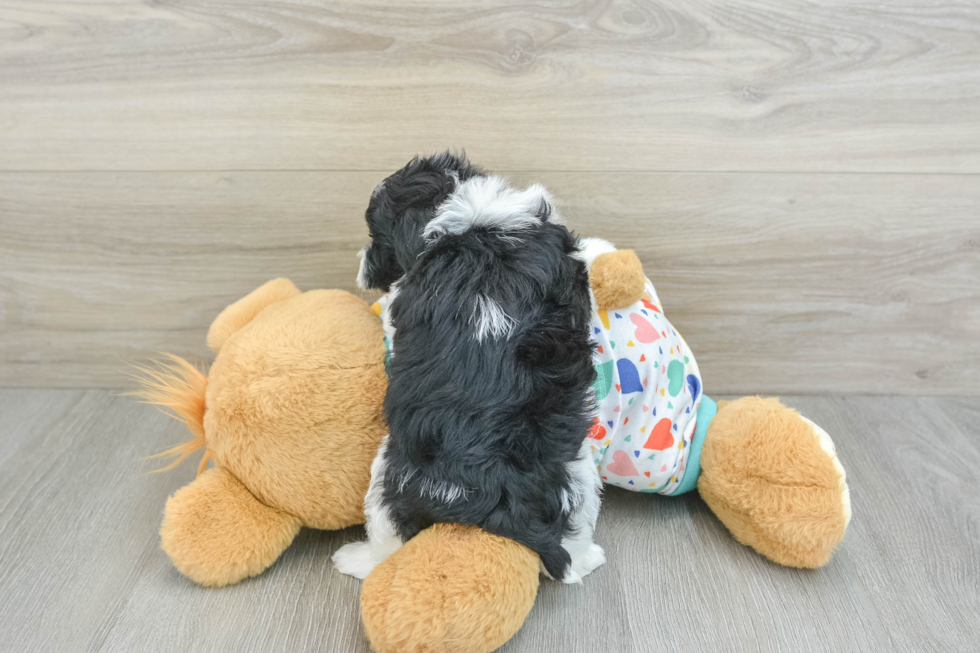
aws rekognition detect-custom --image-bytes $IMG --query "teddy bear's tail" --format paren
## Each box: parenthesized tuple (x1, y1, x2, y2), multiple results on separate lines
(131, 354, 211, 476)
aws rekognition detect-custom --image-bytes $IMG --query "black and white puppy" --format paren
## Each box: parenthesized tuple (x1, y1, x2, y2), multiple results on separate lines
(334, 153, 605, 582)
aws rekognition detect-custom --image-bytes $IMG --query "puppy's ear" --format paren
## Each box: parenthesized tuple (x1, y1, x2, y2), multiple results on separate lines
(429, 150, 487, 183)
(391, 207, 431, 273)
(358, 240, 404, 291)
(525, 184, 563, 225)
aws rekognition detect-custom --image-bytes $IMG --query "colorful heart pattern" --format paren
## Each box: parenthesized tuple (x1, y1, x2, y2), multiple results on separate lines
(588, 278, 703, 496)
(607, 449, 640, 477)
(629, 313, 661, 343)
(643, 418, 675, 450)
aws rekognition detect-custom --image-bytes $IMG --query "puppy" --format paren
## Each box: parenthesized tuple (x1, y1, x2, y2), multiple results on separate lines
(334, 153, 605, 583)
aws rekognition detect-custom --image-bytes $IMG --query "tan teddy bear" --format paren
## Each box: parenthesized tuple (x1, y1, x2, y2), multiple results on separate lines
(140, 279, 388, 587)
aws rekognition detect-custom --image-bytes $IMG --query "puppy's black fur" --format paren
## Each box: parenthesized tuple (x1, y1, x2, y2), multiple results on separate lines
(362, 153, 595, 579)
(359, 152, 485, 291)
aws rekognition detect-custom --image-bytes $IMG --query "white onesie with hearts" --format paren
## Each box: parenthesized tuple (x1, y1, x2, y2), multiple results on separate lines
(585, 278, 703, 495)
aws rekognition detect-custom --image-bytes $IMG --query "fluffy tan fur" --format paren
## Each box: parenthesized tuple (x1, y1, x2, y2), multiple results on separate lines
(590, 250, 646, 310)
(698, 396, 850, 568)
(207, 277, 301, 353)
(145, 279, 387, 585)
(361, 395, 852, 652)
(144, 263, 635, 590)
(161, 466, 302, 587)
(361, 523, 540, 653)
(204, 288, 388, 530)
(133, 354, 209, 473)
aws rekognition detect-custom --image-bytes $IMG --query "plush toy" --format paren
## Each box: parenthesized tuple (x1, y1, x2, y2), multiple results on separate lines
(138, 252, 644, 587)
(137, 279, 389, 587)
(139, 250, 850, 653)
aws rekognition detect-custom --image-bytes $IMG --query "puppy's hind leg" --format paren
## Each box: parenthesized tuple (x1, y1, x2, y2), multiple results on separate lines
(559, 438, 606, 584)
(332, 436, 403, 579)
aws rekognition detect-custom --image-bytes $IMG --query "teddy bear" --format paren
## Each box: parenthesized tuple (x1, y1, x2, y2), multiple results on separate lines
(139, 251, 850, 653)
(137, 279, 389, 587)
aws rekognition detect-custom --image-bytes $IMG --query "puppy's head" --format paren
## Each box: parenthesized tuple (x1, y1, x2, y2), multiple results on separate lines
(357, 151, 485, 291)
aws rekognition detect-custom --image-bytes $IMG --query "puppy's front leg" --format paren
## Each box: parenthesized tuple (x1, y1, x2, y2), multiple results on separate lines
(559, 438, 606, 583)
(332, 436, 403, 579)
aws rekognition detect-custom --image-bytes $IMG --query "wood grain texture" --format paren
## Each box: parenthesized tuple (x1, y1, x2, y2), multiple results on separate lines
(1, 1, 979, 172)
(2, 171, 978, 393)
(0, 391, 977, 651)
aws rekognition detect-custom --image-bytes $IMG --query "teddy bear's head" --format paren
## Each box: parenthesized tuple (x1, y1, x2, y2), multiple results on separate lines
(138, 280, 388, 586)
(203, 287, 388, 530)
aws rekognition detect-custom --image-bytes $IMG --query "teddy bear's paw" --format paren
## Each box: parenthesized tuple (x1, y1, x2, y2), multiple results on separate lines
(799, 415, 852, 530)
(698, 396, 852, 569)
(564, 542, 606, 584)
(333, 541, 377, 579)
(361, 523, 540, 653)
(161, 467, 302, 587)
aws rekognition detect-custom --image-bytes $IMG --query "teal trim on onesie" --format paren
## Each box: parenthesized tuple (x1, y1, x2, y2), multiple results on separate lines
(667, 395, 716, 495)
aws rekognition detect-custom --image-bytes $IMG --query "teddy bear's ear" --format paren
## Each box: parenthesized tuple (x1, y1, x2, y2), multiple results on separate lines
(160, 466, 302, 587)
(207, 278, 301, 353)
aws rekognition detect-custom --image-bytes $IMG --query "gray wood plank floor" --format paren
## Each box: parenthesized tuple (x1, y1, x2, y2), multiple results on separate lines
(1, 390, 977, 652)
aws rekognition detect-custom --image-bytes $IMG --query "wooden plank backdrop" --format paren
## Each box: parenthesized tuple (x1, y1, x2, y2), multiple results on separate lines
(1, 0, 979, 392)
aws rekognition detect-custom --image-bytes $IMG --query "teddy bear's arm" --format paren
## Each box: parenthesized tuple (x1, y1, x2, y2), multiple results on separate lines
(206, 278, 301, 353)
(160, 466, 302, 587)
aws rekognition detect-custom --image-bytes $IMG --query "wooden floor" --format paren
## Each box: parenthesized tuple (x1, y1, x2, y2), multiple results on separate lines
(0, 389, 977, 652)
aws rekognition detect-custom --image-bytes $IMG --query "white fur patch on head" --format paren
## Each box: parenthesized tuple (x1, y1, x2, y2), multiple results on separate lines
(424, 176, 561, 242)
(471, 294, 517, 342)
(356, 244, 371, 289)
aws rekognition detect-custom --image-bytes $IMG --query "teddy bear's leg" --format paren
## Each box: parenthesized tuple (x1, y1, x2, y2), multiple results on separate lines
(206, 278, 301, 353)
(576, 238, 647, 310)
(161, 466, 302, 587)
(697, 396, 851, 568)
(333, 436, 404, 579)
(360, 523, 540, 653)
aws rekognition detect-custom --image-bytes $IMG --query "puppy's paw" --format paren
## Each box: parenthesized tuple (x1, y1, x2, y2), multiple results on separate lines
(567, 543, 606, 583)
(332, 541, 376, 579)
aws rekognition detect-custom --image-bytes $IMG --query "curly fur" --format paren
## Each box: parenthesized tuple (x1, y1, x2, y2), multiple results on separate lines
(357, 151, 486, 291)
(351, 155, 598, 580)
